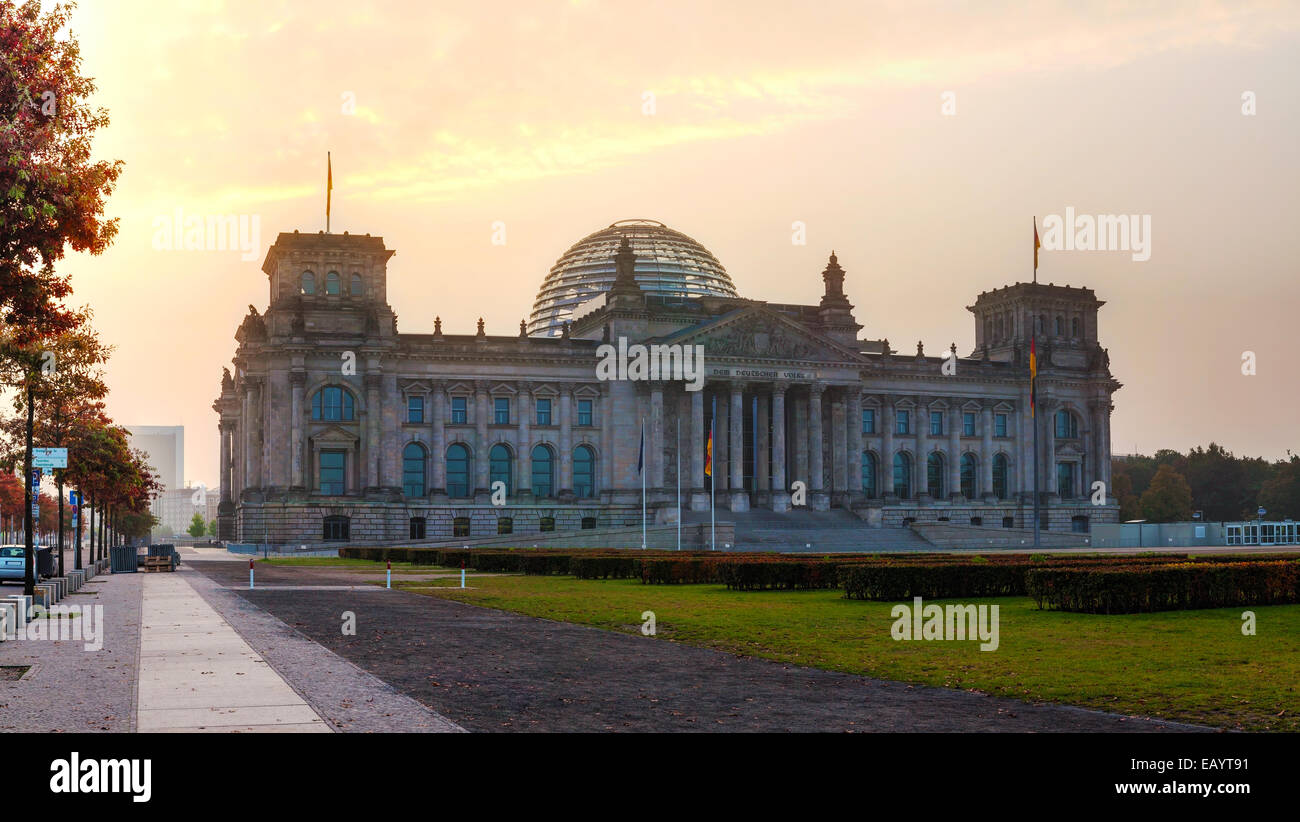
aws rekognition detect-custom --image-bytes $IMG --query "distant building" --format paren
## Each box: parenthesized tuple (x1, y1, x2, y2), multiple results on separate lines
(127, 425, 184, 493)
(153, 483, 218, 536)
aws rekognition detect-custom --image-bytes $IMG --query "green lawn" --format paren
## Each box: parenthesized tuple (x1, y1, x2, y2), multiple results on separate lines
(397, 573, 1300, 731)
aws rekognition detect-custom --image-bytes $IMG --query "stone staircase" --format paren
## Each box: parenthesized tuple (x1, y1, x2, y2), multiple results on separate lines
(682, 508, 934, 553)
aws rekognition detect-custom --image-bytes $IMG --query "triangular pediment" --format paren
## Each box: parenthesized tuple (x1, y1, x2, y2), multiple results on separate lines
(658, 306, 864, 364)
(310, 425, 360, 444)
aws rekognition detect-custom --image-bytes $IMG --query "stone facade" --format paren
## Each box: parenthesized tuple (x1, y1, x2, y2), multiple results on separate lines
(214, 229, 1121, 545)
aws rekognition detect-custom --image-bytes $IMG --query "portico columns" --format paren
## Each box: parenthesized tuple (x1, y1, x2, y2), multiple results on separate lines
(830, 389, 847, 508)
(729, 383, 748, 512)
(771, 383, 790, 511)
(651, 383, 665, 493)
(755, 392, 770, 505)
(808, 385, 829, 511)
(847, 391, 863, 500)
(690, 388, 708, 510)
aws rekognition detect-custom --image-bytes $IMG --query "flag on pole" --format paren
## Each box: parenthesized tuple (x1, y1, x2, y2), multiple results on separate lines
(704, 423, 713, 477)
(1029, 335, 1037, 416)
(1033, 215, 1041, 280)
(326, 152, 333, 231)
(637, 423, 644, 474)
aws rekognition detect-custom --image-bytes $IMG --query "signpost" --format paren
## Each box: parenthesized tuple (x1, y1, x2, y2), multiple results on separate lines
(33, 448, 68, 469)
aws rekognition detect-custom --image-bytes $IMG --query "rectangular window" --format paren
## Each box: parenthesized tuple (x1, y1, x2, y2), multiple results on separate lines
(319, 450, 345, 495)
(535, 398, 552, 426)
(409, 517, 426, 540)
(861, 409, 875, 434)
(451, 396, 467, 424)
(896, 410, 910, 435)
(962, 412, 975, 436)
(994, 413, 1008, 437)
(407, 396, 424, 424)
(494, 397, 510, 424)
(930, 411, 943, 436)
(577, 399, 593, 426)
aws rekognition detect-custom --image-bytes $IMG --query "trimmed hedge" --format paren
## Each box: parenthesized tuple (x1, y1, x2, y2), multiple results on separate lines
(570, 556, 640, 579)
(718, 559, 849, 590)
(1025, 560, 1300, 613)
(841, 562, 1026, 600)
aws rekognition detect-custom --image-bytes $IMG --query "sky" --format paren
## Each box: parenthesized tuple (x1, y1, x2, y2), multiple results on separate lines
(48, 0, 1300, 487)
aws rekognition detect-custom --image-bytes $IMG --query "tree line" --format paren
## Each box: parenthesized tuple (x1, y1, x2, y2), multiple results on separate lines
(1, 1, 156, 596)
(1111, 443, 1300, 523)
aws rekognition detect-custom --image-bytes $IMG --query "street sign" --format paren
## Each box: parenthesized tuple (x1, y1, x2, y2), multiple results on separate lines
(69, 490, 80, 506)
(33, 448, 68, 469)
(1258, 507, 1267, 517)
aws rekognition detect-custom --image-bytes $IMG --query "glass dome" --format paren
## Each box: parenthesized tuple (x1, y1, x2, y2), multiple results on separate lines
(527, 219, 738, 337)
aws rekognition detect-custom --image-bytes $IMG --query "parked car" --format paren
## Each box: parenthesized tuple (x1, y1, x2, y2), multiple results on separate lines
(0, 545, 30, 583)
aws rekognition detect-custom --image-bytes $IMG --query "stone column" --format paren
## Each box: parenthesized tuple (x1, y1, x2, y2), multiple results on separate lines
(793, 393, 808, 492)
(755, 391, 770, 503)
(916, 400, 930, 501)
(1021, 385, 1035, 496)
(848, 391, 863, 499)
(1043, 400, 1057, 501)
(808, 386, 828, 510)
(771, 383, 790, 511)
(219, 421, 232, 503)
(517, 382, 532, 500)
(729, 383, 748, 511)
(830, 389, 847, 507)
(290, 371, 305, 489)
(651, 383, 665, 492)
(365, 373, 382, 491)
(430, 381, 446, 497)
(474, 380, 490, 497)
(600, 382, 613, 501)
(690, 388, 707, 509)
(1098, 402, 1113, 494)
(715, 389, 728, 492)
(243, 379, 260, 490)
(558, 383, 573, 499)
(882, 398, 895, 497)
(948, 405, 961, 500)
(981, 403, 995, 501)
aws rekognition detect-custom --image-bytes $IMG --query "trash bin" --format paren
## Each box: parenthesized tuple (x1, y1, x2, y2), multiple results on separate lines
(109, 545, 138, 573)
(36, 547, 54, 578)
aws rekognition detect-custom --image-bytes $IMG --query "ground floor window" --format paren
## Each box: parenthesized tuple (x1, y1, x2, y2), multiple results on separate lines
(1071, 515, 1089, 533)
(540, 516, 556, 532)
(970, 516, 983, 526)
(323, 515, 350, 541)
(409, 517, 426, 540)
(453, 516, 470, 537)
(498, 517, 513, 535)
(580, 517, 596, 530)
(1002, 516, 1014, 528)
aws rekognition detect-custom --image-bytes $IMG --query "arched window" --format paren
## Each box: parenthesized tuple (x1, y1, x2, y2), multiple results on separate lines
(325, 271, 341, 295)
(446, 444, 470, 497)
(301, 271, 316, 295)
(311, 386, 355, 421)
(893, 452, 912, 499)
(927, 453, 945, 498)
(993, 453, 1009, 500)
(350, 273, 363, 296)
(861, 451, 877, 498)
(489, 444, 512, 496)
(573, 445, 596, 498)
(960, 453, 977, 498)
(531, 445, 554, 498)
(402, 443, 426, 497)
(1055, 410, 1078, 438)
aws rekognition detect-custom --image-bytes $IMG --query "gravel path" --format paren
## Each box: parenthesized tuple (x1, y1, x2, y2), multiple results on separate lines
(188, 561, 1209, 733)
(0, 572, 141, 732)
(181, 567, 462, 732)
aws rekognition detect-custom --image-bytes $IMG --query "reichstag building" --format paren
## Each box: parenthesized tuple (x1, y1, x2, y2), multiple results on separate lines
(214, 219, 1121, 543)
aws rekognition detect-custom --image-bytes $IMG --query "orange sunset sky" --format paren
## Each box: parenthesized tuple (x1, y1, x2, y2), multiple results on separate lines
(48, 0, 1300, 486)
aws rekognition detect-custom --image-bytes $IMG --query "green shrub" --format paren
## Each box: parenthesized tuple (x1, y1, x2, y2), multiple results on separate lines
(1026, 560, 1300, 613)
(570, 556, 641, 579)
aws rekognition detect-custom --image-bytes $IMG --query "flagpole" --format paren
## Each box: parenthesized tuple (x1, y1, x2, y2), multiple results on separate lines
(326, 152, 332, 234)
(1032, 217, 1041, 547)
(676, 417, 681, 552)
(641, 416, 647, 550)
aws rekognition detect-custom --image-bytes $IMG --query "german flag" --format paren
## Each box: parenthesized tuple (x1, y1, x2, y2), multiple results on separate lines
(1034, 215, 1041, 273)
(704, 425, 713, 477)
(1030, 335, 1037, 416)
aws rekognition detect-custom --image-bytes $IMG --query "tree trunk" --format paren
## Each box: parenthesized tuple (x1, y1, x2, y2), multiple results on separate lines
(23, 377, 35, 598)
(57, 476, 65, 578)
(74, 486, 83, 571)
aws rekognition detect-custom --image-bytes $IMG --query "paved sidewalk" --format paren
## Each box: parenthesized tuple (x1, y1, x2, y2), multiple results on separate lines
(137, 573, 329, 732)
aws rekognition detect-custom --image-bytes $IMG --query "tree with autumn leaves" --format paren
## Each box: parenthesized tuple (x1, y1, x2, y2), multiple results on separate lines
(1, 0, 125, 595)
